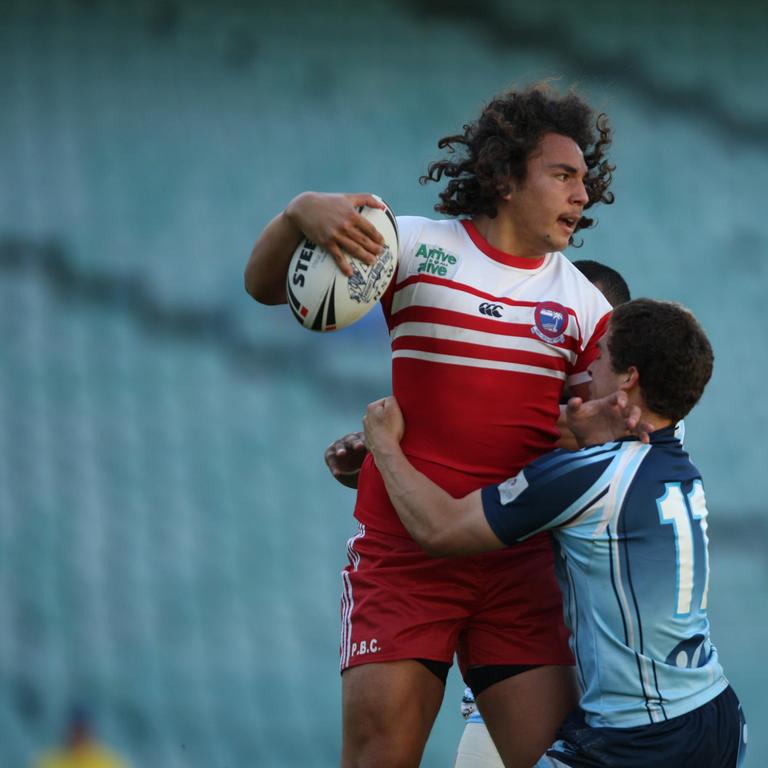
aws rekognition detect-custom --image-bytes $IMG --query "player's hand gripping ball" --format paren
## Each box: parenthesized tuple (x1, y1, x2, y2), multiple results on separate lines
(285, 196, 399, 331)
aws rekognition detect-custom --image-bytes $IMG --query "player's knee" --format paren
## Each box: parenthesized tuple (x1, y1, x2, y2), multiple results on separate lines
(343, 720, 426, 768)
(342, 661, 443, 767)
(343, 705, 424, 768)
(342, 698, 434, 768)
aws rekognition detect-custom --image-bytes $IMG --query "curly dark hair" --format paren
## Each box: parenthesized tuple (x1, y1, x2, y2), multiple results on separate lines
(608, 299, 714, 424)
(420, 83, 614, 241)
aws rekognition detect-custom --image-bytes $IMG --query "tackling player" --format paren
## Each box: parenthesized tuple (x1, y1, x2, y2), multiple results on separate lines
(246, 84, 616, 768)
(363, 299, 746, 768)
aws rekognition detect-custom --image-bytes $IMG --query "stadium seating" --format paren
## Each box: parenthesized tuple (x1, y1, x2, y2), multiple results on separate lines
(0, 0, 765, 765)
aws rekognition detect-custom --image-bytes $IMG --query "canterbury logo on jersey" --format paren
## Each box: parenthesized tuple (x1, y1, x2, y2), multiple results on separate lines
(478, 302, 503, 318)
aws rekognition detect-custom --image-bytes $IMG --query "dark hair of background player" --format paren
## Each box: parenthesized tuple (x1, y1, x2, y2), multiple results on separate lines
(420, 83, 614, 243)
(609, 299, 714, 424)
(572, 260, 631, 307)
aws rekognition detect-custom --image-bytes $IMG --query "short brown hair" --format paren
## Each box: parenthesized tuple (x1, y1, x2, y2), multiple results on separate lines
(608, 299, 714, 424)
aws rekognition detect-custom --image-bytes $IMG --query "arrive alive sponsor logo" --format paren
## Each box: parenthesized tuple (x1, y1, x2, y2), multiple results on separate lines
(408, 243, 462, 279)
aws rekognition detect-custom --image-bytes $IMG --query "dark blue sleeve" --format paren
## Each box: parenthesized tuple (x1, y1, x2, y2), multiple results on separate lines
(482, 445, 619, 545)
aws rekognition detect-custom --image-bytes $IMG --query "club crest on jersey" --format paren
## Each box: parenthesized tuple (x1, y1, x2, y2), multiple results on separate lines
(531, 301, 569, 344)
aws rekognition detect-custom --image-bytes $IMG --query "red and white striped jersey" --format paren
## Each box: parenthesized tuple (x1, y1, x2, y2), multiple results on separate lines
(355, 216, 611, 537)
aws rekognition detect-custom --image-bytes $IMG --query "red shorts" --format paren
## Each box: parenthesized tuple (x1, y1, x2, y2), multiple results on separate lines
(339, 523, 572, 674)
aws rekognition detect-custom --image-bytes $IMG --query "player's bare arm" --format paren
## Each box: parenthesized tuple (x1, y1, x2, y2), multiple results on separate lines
(324, 430, 367, 490)
(330, 381, 598, 489)
(364, 392, 654, 559)
(363, 397, 504, 557)
(244, 192, 386, 303)
(329, 381, 616, 489)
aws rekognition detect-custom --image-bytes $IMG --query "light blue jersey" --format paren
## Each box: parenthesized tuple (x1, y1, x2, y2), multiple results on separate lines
(482, 427, 728, 729)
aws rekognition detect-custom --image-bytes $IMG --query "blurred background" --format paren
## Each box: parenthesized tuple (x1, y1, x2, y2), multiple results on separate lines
(1, 0, 766, 765)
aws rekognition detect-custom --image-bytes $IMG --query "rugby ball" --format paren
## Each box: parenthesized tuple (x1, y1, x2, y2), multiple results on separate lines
(285, 197, 399, 331)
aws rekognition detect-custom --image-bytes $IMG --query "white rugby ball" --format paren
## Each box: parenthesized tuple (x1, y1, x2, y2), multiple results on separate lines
(286, 197, 399, 332)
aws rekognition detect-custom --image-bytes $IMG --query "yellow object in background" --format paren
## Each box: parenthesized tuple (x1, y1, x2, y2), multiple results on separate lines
(34, 742, 128, 768)
(32, 709, 128, 768)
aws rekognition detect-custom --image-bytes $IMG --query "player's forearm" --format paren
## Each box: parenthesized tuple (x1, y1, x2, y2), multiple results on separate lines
(372, 444, 459, 555)
(373, 445, 498, 557)
(244, 207, 304, 305)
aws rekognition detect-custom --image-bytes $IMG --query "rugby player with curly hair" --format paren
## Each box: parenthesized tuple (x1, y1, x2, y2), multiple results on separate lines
(246, 83, 617, 768)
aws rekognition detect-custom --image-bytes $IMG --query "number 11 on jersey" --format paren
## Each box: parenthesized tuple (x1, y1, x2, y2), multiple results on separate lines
(657, 481, 710, 616)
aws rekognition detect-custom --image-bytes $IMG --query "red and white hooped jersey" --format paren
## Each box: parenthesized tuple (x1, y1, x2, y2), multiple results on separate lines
(355, 216, 611, 537)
